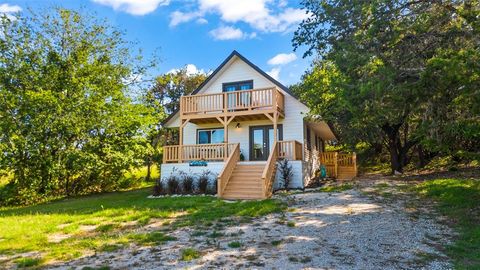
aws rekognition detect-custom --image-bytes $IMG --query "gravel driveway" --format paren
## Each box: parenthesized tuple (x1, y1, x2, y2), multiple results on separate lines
(49, 184, 453, 270)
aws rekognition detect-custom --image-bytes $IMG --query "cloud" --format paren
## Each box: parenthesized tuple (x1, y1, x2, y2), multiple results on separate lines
(0, 3, 21, 20)
(196, 18, 208, 24)
(169, 0, 309, 33)
(267, 53, 297, 66)
(91, 0, 170, 15)
(267, 67, 281, 81)
(209, 26, 254, 40)
(0, 3, 21, 13)
(168, 64, 207, 76)
(170, 11, 202, 27)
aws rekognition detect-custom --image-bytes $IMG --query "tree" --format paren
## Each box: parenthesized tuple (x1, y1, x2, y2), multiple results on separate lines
(143, 68, 207, 181)
(293, 0, 480, 173)
(0, 8, 154, 204)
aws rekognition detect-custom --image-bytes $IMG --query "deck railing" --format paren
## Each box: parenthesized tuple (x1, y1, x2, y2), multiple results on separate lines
(217, 143, 240, 197)
(262, 141, 279, 198)
(318, 152, 357, 178)
(163, 143, 237, 163)
(278, 140, 303, 160)
(180, 87, 285, 116)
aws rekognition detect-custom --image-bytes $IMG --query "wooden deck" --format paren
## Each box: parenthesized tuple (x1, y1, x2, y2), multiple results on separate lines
(319, 152, 357, 180)
(179, 87, 285, 124)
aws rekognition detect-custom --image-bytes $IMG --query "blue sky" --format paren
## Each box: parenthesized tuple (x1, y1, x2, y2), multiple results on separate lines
(0, 0, 312, 86)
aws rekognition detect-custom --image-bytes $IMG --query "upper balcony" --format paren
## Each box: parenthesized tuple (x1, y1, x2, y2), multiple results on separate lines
(180, 87, 285, 124)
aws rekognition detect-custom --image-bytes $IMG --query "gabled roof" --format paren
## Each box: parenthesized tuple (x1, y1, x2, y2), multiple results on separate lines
(163, 50, 302, 126)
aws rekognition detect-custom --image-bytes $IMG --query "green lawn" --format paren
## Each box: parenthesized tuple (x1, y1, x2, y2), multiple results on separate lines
(0, 188, 284, 268)
(415, 178, 480, 270)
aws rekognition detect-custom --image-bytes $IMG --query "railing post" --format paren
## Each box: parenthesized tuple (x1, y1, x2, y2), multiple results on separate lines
(353, 152, 357, 176)
(334, 152, 338, 178)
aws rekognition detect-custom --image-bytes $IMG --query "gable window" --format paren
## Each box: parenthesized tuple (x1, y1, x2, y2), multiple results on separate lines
(197, 128, 224, 144)
(222, 80, 253, 92)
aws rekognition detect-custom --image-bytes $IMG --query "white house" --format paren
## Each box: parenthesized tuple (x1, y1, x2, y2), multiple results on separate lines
(161, 51, 355, 200)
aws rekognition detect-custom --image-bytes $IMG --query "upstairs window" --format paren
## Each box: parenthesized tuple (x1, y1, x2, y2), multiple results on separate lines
(197, 128, 224, 144)
(222, 80, 253, 92)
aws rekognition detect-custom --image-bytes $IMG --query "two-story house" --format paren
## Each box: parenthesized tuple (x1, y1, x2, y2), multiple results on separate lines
(161, 51, 356, 200)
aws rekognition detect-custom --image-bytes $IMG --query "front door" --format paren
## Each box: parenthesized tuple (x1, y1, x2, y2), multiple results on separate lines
(249, 125, 283, 161)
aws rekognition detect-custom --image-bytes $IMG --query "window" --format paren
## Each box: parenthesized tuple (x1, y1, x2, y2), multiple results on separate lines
(222, 80, 253, 92)
(306, 127, 311, 151)
(197, 129, 224, 144)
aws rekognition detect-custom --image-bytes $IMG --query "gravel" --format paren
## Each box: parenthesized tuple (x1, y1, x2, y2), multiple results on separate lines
(47, 187, 453, 270)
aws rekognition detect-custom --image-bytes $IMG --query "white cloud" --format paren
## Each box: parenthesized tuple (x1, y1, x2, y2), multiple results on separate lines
(170, 11, 202, 27)
(168, 64, 207, 76)
(91, 0, 170, 15)
(267, 67, 281, 81)
(0, 3, 21, 20)
(0, 3, 21, 13)
(209, 26, 251, 40)
(169, 0, 309, 34)
(267, 53, 297, 66)
(196, 18, 208, 24)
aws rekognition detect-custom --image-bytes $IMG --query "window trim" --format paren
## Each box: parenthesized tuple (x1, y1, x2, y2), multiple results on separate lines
(196, 128, 225, 144)
(222, 80, 254, 92)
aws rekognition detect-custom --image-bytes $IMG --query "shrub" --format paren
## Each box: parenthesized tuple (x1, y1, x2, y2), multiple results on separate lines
(180, 171, 195, 194)
(228, 241, 241, 248)
(208, 177, 218, 195)
(153, 178, 165, 196)
(278, 159, 293, 190)
(180, 248, 200, 261)
(197, 170, 211, 194)
(166, 174, 180, 195)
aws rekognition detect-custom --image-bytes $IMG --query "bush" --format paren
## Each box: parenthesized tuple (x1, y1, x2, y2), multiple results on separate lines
(180, 171, 195, 194)
(153, 179, 165, 196)
(166, 175, 180, 195)
(278, 159, 293, 190)
(208, 177, 218, 195)
(197, 170, 211, 194)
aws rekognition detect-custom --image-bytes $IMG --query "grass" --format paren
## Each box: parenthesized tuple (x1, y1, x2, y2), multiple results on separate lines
(286, 221, 296, 227)
(0, 188, 285, 267)
(15, 257, 43, 268)
(318, 184, 354, 192)
(180, 248, 200, 261)
(414, 178, 480, 270)
(227, 241, 241, 248)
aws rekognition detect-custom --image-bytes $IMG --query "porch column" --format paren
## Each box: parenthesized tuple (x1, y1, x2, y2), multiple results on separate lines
(178, 119, 189, 163)
(273, 112, 278, 143)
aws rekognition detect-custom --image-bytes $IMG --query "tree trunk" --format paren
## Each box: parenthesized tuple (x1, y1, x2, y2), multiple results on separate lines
(146, 159, 152, 182)
(382, 123, 417, 175)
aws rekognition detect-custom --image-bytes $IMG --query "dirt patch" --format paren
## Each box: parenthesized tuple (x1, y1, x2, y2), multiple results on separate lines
(45, 184, 453, 270)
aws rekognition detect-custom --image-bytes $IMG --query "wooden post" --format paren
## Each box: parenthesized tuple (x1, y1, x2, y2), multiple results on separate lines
(353, 152, 357, 176)
(273, 112, 278, 143)
(334, 152, 338, 178)
(178, 119, 189, 163)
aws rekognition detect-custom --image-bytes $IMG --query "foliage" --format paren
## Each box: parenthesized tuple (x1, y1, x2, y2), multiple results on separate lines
(414, 178, 480, 269)
(180, 171, 195, 194)
(180, 248, 201, 261)
(0, 8, 156, 205)
(198, 170, 214, 194)
(228, 241, 241, 248)
(293, 0, 480, 173)
(278, 159, 294, 190)
(0, 187, 285, 267)
(153, 178, 166, 196)
(166, 174, 180, 195)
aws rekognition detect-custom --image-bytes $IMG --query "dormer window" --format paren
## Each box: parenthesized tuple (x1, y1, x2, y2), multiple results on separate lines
(222, 80, 253, 92)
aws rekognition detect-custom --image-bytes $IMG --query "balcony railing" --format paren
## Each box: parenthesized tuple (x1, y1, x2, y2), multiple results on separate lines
(163, 143, 238, 163)
(278, 140, 303, 160)
(180, 87, 285, 117)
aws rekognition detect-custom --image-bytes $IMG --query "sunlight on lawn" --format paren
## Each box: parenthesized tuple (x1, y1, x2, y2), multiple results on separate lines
(0, 188, 284, 267)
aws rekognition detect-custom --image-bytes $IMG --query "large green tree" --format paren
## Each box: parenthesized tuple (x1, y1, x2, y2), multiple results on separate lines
(293, 0, 480, 173)
(0, 9, 154, 204)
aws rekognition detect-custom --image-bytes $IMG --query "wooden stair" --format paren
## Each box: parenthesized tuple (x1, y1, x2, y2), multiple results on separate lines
(222, 162, 266, 200)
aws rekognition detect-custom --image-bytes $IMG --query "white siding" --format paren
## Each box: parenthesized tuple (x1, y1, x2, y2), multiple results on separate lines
(160, 162, 225, 179)
(274, 160, 303, 190)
